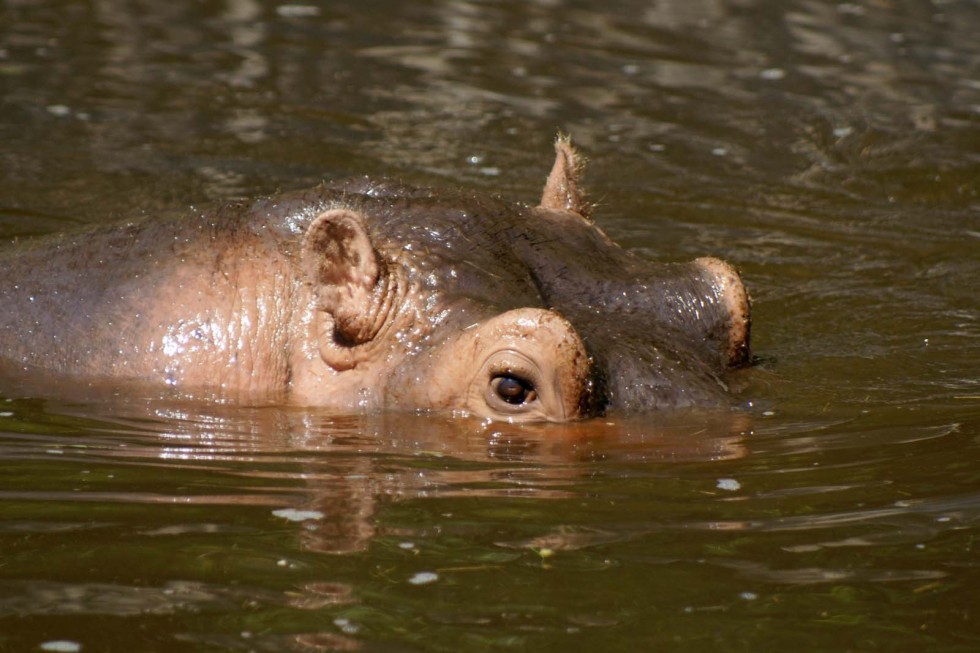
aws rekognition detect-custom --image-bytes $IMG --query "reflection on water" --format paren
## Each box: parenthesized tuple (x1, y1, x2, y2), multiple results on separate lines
(1, 0, 978, 650)
(1, 395, 977, 649)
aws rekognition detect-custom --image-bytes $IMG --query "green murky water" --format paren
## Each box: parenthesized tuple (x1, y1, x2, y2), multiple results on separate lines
(1, 0, 978, 650)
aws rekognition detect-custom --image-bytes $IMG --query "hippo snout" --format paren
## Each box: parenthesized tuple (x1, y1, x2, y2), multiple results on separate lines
(694, 256, 752, 369)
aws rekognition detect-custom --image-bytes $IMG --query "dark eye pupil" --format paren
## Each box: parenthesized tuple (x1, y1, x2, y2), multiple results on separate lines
(496, 375, 532, 405)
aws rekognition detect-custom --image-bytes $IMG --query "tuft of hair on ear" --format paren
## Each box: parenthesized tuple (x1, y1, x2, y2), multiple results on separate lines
(539, 134, 593, 221)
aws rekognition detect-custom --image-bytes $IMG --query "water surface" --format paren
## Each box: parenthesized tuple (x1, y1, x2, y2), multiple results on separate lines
(1, 0, 978, 650)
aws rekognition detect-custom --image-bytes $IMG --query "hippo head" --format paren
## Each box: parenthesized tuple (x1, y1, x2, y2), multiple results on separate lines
(286, 138, 750, 422)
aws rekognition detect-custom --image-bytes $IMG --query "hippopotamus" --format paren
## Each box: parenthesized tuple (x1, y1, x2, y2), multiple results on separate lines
(0, 138, 750, 422)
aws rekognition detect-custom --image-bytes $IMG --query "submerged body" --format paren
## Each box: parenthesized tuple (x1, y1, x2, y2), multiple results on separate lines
(0, 140, 750, 421)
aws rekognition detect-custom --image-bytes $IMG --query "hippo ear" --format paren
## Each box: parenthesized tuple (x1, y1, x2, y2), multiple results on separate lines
(539, 135, 591, 220)
(302, 209, 385, 368)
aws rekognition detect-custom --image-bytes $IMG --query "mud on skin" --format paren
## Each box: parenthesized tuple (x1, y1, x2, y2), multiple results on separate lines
(0, 138, 751, 422)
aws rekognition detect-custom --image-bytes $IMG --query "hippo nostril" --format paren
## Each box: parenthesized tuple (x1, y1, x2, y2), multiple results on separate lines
(492, 374, 537, 405)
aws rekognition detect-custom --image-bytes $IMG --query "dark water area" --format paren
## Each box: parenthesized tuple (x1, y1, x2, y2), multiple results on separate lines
(1, 0, 978, 650)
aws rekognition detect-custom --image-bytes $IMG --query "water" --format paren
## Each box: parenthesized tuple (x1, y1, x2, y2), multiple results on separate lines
(1, 0, 978, 650)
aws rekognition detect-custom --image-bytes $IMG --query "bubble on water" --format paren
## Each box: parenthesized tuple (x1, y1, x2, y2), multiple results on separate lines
(408, 571, 439, 585)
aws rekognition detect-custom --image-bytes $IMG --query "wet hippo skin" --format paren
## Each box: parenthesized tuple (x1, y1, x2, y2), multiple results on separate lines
(0, 138, 750, 422)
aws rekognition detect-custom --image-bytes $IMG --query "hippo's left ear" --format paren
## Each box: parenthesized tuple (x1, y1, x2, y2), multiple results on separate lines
(538, 135, 591, 220)
(302, 209, 387, 370)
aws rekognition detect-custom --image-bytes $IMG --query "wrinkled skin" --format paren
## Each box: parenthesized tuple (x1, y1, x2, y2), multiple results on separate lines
(0, 139, 750, 421)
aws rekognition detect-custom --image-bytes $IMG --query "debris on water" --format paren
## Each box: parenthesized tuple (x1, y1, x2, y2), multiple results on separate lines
(716, 478, 741, 492)
(272, 508, 324, 522)
(739, 591, 759, 601)
(276, 5, 320, 17)
(760, 68, 785, 80)
(837, 3, 866, 16)
(46, 105, 71, 117)
(40, 642, 82, 653)
(399, 542, 416, 550)
(334, 617, 360, 634)
(408, 571, 439, 585)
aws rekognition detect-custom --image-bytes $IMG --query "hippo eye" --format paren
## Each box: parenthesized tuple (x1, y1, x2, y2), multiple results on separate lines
(491, 374, 537, 406)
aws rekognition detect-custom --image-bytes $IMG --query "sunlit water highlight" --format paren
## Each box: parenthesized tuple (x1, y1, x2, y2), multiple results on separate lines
(1, 0, 978, 650)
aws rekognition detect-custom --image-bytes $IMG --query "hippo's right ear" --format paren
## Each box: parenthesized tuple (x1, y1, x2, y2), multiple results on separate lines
(539, 135, 591, 220)
(302, 209, 386, 370)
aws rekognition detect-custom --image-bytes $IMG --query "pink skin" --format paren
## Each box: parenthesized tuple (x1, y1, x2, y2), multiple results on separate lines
(0, 138, 751, 421)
